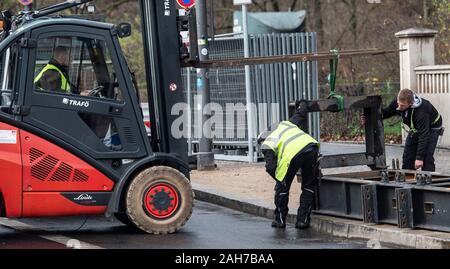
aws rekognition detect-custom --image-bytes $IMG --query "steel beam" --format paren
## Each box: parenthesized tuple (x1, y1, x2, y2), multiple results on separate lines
(321, 153, 374, 169)
(317, 173, 450, 232)
(315, 176, 367, 220)
(191, 49, 404, 69)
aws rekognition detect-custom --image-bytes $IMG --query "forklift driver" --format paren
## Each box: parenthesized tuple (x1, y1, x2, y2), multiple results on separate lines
(34, 46, 74, 93)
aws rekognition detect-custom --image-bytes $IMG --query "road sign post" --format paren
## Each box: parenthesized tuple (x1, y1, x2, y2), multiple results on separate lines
(234, 0, 254, 162)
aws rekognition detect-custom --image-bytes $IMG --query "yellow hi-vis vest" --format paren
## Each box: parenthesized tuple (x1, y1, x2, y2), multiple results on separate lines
(34, 64, 71, 93)
(262, 121, 319, 182)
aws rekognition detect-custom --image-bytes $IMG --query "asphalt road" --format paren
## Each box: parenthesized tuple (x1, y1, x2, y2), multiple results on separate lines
(0, 201, 401, 249)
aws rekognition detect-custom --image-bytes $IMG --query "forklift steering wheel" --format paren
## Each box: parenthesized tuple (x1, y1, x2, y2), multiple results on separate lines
(88, 86, 104, 97)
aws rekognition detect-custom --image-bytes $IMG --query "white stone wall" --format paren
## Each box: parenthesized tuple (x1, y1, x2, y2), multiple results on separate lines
(416, 65, 450, 146)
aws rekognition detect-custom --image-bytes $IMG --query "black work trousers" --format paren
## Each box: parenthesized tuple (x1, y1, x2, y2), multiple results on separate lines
(274, 145, 319, 224)
(402, 128, 440, 172)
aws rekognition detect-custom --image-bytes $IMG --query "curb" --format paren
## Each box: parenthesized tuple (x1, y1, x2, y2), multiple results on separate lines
(193, 188, 450, 249)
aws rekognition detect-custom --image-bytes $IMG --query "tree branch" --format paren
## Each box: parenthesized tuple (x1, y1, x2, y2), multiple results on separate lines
(290, 0, 299, 11)
(100, 0, 129, 17)
(251, 0, 266, 11)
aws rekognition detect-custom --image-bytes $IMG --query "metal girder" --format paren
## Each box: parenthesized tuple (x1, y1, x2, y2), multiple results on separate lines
(402, 186, 450, 232)
(191, 48, 404, 69)
(315, 176, 367, 220)
(321, 153, 374, 169)
(362, 183, 404, 225)
(316, 171, 450, 233)
(288, 95, 386, 169)
(295, 95, 383, 113)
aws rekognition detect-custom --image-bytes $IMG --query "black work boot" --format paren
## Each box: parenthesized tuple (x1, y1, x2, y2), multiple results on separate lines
(271, 211, 286, 229)
(296, 204, 312, 229)
(271, 220, 286, 229)
(295, 217, 310, 229)
(296, 190, 314, 229)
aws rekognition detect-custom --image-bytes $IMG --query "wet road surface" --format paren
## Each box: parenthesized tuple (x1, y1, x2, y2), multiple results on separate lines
(0, 201, 400, 249)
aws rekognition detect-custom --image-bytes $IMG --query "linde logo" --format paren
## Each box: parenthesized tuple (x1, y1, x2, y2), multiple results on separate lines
(73, 194, 93, 201)
(62, 98, 90, 108)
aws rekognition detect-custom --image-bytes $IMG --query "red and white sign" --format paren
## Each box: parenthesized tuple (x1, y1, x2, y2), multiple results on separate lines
(17, 0, 33, 6)
(169, 83, 178, 92)
(176, 0, 195, 10)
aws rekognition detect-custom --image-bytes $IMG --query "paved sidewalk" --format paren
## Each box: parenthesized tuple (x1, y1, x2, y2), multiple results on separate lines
(190, 143, 450, 249)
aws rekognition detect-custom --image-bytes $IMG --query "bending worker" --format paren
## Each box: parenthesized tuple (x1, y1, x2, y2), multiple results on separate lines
(34, 46, 72, 93)
(363, 88, 443, 171)
(258, 101, 320, 229)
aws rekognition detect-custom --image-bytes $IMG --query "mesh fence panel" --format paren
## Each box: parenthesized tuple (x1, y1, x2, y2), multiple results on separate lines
(183, 33, 319, 156)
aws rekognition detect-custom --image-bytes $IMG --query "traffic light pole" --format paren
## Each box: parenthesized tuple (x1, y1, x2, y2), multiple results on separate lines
(242, 4, 255, 163)
(195, 0, 215, 170)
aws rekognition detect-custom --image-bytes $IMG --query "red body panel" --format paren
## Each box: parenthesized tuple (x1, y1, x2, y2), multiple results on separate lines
(21, 130, 114, 192)
(1, 125, 116, 218)
(0, 122, 23, 217)
(22, 192, 106, 217)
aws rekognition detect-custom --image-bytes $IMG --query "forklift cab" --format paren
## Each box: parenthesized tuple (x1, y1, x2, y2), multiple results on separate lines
(1, 19, 149, 160)
(0, 0, 195, 234)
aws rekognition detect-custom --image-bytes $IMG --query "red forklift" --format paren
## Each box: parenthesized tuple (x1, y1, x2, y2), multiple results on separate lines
(0, 0, 197, 234)
(0, 0, 402, 235)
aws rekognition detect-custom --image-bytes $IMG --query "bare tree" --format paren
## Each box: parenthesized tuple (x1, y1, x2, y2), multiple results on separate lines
(309, 0, 324, 47)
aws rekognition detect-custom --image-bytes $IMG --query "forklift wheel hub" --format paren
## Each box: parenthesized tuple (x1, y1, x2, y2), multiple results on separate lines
(144, 183, 180, 219)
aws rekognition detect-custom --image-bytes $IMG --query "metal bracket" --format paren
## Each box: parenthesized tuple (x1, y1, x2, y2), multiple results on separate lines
(362, 184, 378, 223)
(416, 173, 432, 185)
(380, 170, 389, 183)
(19, 37, 37, 48)
(396, 188, 414, 228)
(394, 171, 406, 183)
(12, 105, 30, 116)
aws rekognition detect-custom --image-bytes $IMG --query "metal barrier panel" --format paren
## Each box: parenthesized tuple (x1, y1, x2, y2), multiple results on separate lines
(317, 170, 450, 233)
(182, 33, 319, 160)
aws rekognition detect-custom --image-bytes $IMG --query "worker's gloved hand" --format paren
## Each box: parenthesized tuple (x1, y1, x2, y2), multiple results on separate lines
(296, 100, 309, 116)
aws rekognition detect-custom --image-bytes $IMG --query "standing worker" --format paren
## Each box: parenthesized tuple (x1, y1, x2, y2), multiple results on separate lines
(363, 88, 443, 171)
(258, 101, 320, 229)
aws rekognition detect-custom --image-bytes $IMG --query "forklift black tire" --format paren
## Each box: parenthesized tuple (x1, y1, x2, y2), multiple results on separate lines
(114, 212, 135, 227)
(125, 166, 194, 234)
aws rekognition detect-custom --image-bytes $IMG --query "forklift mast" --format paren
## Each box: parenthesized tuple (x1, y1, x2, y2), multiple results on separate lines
(138, 0, 193, 163)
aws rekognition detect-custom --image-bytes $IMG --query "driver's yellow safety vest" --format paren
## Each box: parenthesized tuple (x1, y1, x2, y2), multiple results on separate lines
(34, 64, 71, 93)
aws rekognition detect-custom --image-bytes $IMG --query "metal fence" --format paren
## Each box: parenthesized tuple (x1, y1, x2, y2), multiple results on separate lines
(183, 32, 319, 160)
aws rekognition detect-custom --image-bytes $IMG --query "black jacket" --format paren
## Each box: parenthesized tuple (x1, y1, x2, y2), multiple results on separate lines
(383, 96, 442, 161)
